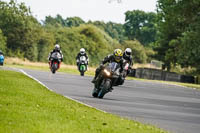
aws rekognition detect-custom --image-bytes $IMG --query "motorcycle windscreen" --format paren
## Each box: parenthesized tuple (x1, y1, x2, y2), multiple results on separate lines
(108, 62, 119, 72)
(51, 52, 61, 60)
(80, 56, 86, 61)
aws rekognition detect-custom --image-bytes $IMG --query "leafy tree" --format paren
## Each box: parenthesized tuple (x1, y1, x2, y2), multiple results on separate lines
(105, 22, 127, 42)
(55, 14, 67, 26)
(124, 10, 157, 45)
(89, 21, 127, 42)
(0, 29, 7, 53)
(44, 15, 85, 27)
(178, 22, 200, 71)
(37, 28, 55, 62)
(155, 0, 200, 72)
(44, 16, 61, 27)
(144, 47, 156, 63)
(66, 17, 85, 27)
(0, 0, 41, 60)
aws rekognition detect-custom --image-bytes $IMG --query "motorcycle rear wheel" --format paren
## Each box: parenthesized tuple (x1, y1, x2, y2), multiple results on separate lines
(80, 71, 84, 76)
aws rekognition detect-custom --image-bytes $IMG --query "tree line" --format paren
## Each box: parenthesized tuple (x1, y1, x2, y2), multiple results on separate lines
(0, 0, 199, 75)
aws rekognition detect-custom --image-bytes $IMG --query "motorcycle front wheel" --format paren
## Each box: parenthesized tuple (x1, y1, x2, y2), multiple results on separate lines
(51, 63, 57, 74)
(92, 88, 99, 97)
(98, 79, 111, 99)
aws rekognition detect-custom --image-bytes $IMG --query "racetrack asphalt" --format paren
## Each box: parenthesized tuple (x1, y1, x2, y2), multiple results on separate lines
(15, 68, 200, 133)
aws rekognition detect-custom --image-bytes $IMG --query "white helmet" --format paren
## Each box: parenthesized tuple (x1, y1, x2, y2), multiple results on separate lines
(55, 44, 60, 51)
(125, 48, 132, 57)
(80, 48, 85, 55)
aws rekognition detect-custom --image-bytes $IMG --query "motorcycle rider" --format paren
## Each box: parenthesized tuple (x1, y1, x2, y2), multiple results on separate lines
(76, 48, 89, 70)
(123, 48, 133, 75)
(91, 48, 124, 84)
(116, 48, 133, 85)
(48, 44, 63, 68)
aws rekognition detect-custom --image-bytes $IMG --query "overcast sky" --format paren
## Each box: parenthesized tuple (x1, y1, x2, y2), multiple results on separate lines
(3, 0, 157, 24)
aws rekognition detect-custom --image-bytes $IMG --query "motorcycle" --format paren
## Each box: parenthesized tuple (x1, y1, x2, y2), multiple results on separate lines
(50, 52, 62, 74)
(0, 54, 4, 66)
(78, 56, 87, 76)
(92, 62, 121, 99)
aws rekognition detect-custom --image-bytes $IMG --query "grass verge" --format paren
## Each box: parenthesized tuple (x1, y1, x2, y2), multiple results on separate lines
(0, 69, 167, 133)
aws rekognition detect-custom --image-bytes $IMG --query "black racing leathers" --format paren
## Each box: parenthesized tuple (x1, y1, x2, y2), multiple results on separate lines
(94, 54, 123, 80)
(122, 53, 133, 75)
(122, 53, 133, 67)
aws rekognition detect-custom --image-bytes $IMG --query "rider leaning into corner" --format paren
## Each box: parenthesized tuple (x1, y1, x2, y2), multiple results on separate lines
(48, 44, 64, 68)
(76, 48, 89, 69)
(91, 48, 124, 84)
(123, 48, 133, 75)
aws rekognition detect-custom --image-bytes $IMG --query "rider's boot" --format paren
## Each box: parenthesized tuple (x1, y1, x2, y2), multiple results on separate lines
(92, 68, 101, 83)
(91, 77, 96, 83)
(91, 73, 98, 83)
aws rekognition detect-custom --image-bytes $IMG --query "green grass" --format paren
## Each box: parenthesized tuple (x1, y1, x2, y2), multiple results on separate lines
(0, 70, 168, 133)
(5, 64, 95, 76)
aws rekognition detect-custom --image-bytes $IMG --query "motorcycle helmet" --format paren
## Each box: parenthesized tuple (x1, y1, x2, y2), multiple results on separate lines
(124, 48, 132, 58)
(55, 44, 60, 51)
(80, 48, 85, 55)
(113, 49, 123, 62)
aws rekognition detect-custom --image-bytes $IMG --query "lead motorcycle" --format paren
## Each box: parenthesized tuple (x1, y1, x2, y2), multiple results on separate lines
(92, 62, 121, 99)
(78, 56, 87, 76)
(50, 52, 62, 74)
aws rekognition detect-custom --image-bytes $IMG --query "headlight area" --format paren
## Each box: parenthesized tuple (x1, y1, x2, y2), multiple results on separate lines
(104, 69, 111, 76)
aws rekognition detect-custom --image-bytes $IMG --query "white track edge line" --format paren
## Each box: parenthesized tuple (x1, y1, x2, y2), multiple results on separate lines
(19, 69, 107, 113)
